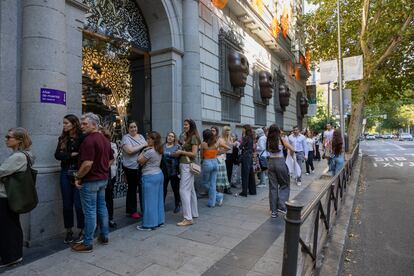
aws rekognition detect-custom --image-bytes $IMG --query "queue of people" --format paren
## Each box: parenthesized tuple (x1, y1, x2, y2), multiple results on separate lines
(0, 112, 345, 265)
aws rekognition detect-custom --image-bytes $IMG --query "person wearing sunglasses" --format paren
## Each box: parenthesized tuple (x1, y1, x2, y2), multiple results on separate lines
(0, 128, 34, 267)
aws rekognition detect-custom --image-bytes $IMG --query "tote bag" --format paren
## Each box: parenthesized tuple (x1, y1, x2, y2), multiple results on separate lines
(4, 151, 38, 213)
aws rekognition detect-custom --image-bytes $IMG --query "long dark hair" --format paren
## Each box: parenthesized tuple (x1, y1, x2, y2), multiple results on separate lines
(332, 129, 343, 155)
(266, 124, 281, 153)
(203, 129, 216, 147)
(243, 124, 254, 139)
(184, 119, 201, 145)
(58, 114, 81, 150)
(148, 131, 163, 154)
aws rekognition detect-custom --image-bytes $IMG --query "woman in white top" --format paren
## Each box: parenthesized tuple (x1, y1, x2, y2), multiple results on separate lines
(256, 128, 267, 187)
(0, 127, 34, 267)
(121, 121, 147, 219)
(305, 130, 315, 174)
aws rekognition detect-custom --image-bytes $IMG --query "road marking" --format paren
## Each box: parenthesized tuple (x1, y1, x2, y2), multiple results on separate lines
(383, 141, 405, 150)
(372, 161, 414, 168)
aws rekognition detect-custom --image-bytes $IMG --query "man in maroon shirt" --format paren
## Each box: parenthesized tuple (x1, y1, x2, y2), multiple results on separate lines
(71, 113, 113, 253)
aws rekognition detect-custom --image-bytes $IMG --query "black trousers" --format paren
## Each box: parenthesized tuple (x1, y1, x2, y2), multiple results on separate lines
(306, 151, 315, 173)
(0, 198, 23, 263)
(123, 166, 143, 214)
(225, 154, 234, 183)
(163, 175, 181, 207)
(241, 156, 256, 195)
(105, 177, 115, 220)
(315, 144, 321, 160)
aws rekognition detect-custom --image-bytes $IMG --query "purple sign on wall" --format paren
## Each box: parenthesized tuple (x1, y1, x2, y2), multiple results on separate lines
(40, 88, 66, 105)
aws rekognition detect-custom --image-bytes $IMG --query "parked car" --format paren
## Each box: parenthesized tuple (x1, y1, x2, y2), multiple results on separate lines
(366, 134, 376, 140)
(382, 133, 393, 139)
(399, 133, 413, 141)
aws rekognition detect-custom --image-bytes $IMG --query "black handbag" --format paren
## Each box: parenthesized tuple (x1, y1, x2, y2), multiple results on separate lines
(4, 151, 38, 214)
(258, 151, 268, 171)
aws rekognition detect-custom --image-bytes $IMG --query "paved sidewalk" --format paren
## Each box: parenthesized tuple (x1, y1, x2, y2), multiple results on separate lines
(3, 160, 328, 276)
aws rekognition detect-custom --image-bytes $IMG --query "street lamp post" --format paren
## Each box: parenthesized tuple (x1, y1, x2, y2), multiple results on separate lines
(337, 0, 345, 144)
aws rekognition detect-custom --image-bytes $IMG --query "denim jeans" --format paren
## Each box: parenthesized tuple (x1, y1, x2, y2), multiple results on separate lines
(142, 172, 165, 228)
(202, 158, 223, 207)
(331, 154, 345, 176)
(60, 169, 84, 229)
(79, 179, 109, 246)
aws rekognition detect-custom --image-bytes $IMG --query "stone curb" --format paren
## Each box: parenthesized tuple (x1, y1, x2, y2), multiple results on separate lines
(317, 151, 364, 276)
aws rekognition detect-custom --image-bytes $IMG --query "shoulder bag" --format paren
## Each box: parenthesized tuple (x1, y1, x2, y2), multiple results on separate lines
(4, 151, 38, 214)
(185, 156, 201, 175)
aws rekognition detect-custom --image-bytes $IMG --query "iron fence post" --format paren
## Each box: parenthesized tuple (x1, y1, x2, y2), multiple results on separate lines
(282, 200, 304, 276)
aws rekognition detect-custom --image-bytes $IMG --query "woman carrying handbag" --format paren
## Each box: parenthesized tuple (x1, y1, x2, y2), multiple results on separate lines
(0, 127, 34, 267)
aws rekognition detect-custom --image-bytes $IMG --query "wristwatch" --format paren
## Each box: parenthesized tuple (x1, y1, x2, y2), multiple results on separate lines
(73, 172, 82, 180)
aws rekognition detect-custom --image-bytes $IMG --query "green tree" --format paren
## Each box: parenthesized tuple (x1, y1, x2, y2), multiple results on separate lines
(304, 0, 414, 151)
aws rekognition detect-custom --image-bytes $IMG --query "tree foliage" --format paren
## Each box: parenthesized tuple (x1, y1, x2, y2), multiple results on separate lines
(304, 0, 414, 149)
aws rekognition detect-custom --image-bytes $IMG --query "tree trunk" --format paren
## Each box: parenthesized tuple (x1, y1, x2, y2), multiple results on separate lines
(348, 80, 370, 152)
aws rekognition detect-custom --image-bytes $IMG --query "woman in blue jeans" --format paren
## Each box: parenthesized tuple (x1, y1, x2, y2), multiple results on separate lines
(137, 131, 165, 231)
(330, 129, 345, 176)
(54, 114, 85, 244)
(201, 129, 223, 207)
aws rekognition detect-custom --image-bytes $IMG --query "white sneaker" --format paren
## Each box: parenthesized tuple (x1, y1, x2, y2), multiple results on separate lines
(305, 173, 309, 175)
(297, 181, 302, 186)
(311, 170, 315, 174)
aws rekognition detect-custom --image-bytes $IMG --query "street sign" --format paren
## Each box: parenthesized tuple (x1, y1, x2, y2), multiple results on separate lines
(343, 55, 363, 81)
(319, 55, 363, 83)
(332, 88, 352, 115)
(319, 60, 338, 83)
(40, 88, 66, 105)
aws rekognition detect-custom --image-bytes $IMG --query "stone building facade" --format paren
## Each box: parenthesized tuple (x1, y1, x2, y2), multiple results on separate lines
(0, 0, 310, 242)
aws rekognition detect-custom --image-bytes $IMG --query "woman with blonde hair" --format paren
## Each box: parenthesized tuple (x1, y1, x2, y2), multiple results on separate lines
(222, 126, 237, 186)
(0, 127, 34, 267)
(210, 126, 231, 195)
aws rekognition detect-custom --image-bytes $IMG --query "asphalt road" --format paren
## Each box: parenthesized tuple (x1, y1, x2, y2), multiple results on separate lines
(342, 139, 414, 276)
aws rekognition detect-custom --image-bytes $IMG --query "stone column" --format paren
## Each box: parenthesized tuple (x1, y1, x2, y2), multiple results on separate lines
(182, 0, 202, 128)
(66, 0, 88, 115)
(20, 0, 68, 242)
(0, 0, 20, 159)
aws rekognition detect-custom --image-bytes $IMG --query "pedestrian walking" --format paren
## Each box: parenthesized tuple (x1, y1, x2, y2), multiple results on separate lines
(266, 124, 294, 218)
(0, 127, 33, 267)
(314, 131, 321, 161)
(54, 114, 85, 244)
(162, 132, 181, 213)
(256, 128, 267, 187)
(323, 123, 334, 170)
(121, 121, 147, 220)
(305, 130, 315, 175)
(238, 124, 256, 197)
(71, 113, 113, 253)
(100, 127, 118, 228)
(136, 131, 165, 231)
(201, 129, 223, 207)
(330, 129, 345, 176)
(288, 126, 308, 186)
(175, 119, 201, 226)
(210, 126, 231, 195)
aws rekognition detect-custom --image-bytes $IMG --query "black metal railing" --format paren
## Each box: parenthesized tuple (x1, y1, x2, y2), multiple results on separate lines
(282, 144, 360, 276)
